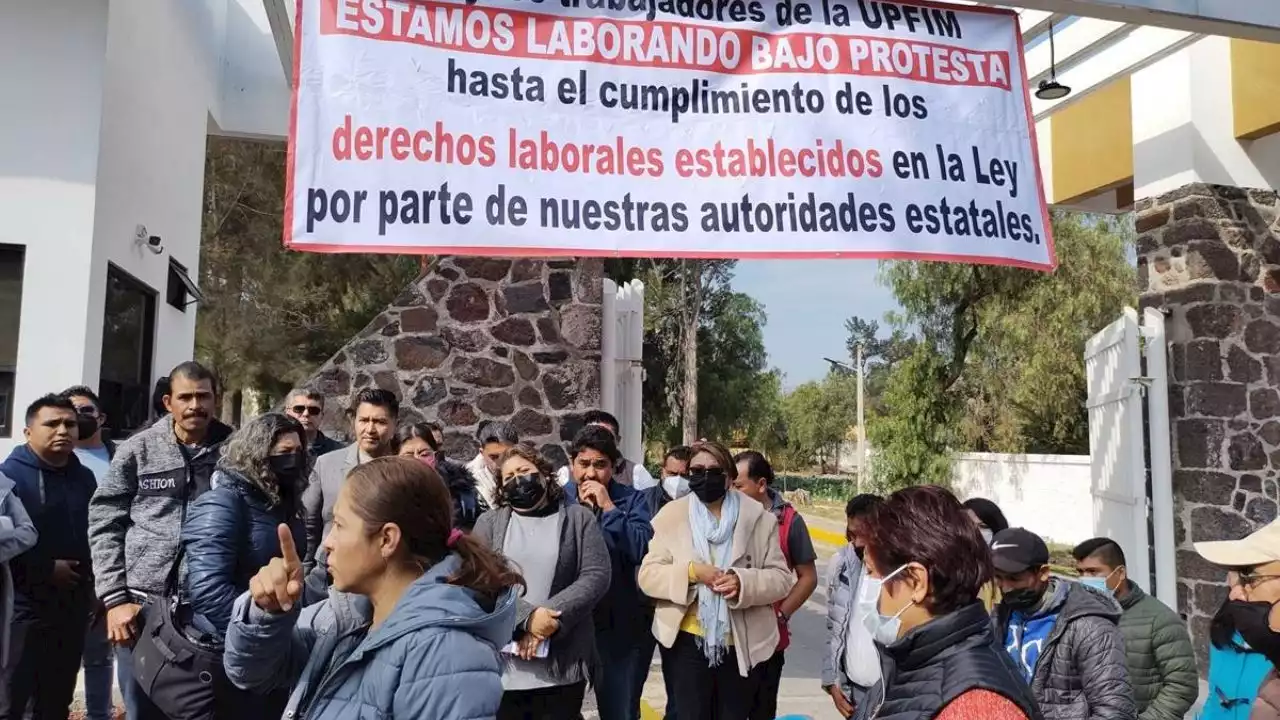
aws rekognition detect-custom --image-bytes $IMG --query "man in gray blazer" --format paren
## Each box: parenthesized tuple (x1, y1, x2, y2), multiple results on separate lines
(301, 388, 398, 581)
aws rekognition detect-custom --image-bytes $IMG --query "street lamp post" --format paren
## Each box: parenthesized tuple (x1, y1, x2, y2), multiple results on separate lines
(856, 344, 865, 494)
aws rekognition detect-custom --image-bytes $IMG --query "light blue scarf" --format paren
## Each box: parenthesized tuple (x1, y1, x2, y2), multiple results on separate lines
(688, 489, 740, 667)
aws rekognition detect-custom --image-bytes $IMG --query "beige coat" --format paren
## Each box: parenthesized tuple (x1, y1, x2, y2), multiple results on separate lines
(638, 491, 795, 677)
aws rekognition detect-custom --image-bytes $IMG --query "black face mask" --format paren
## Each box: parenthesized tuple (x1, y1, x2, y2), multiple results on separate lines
(1002, 586, 1046, 612)
(504, 473, 547, 512)
(1230, 600, 1280, 664)
(76, 416, 99, 440)
(268, 452, 304, 482)
(687, 468, 728, 504)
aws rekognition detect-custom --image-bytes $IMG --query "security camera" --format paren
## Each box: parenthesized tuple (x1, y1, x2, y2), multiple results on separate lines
(135, 225, 163, 255)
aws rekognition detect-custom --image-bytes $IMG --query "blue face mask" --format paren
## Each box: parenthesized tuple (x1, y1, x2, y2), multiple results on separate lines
(1078, 567, 1121, 595)
(1079, 577, 1110, 593)
(860, 564, 914, 645)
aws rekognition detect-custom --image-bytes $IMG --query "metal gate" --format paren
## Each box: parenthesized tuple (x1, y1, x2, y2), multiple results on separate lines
(601, 279, 645, 463)
(1084, 307, 1176, 607)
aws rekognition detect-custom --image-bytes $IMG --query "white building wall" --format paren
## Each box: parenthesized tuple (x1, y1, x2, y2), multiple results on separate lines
(951, 452, 1094, 546)
(90, 0, 218, 384)
(0, 0, 217, 456)
(0, 1, 110, 451)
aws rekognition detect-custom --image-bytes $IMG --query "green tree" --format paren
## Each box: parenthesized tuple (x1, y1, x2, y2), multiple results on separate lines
(198, 138, 418, 418)
(738, 369, 787, 458)
(869, 211, 1135, 489)
(780, 371, 858, 472)
(842, 315, 915, 415)
(697, 291, 771, 442)
(608, 259, 779, 450)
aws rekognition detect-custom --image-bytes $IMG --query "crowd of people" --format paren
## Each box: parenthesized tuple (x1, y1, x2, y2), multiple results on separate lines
(2, 359, 1280, 720)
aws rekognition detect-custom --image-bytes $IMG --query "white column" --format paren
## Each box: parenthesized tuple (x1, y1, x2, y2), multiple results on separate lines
(1132, 37, 1280, 199)
(89, 0, 220, 385)
(0, 1, 109, 446)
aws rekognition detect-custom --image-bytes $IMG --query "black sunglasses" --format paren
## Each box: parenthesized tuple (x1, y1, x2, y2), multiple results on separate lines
(291, 405, 323, 416)
(688, 467, 726, 481)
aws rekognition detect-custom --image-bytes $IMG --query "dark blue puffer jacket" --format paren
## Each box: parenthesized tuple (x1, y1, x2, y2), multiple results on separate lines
(2, 445, 96, 611)
(181, 469, 305, 636)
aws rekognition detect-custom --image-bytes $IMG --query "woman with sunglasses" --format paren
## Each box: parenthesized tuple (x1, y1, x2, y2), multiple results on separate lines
(855, 485, 1040, 720)
(398, 423, 487, 531)
(638, 440, 793, 719)
(472, 443, 611, 720)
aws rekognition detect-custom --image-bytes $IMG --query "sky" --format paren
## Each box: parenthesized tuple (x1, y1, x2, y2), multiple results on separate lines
(733, 259, 899, 388)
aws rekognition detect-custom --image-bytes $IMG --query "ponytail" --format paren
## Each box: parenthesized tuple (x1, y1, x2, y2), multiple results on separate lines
(447, 532, 525, 609)
(346, 457, 524, 608)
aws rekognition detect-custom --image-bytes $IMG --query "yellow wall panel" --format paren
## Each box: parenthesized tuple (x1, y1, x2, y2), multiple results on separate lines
(1049, 77, 1133, 205)
(1232, 38, 1280, 141)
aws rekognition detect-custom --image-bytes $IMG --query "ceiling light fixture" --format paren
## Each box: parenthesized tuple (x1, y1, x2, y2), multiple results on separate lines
(1035, 22, 1072, 101)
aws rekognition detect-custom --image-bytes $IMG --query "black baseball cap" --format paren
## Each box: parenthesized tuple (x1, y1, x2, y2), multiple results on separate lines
(990, 527, 1050, 574)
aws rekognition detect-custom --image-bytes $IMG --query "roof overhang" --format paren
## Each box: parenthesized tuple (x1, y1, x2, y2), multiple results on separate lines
(1009, 0, 1280, 42)
(264, 0, 294, 83)
(241, 0, 1276, 138)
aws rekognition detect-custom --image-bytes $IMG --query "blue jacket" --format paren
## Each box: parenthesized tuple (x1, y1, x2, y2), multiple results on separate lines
(182, 469, 305, 636)
(592, 480, 653, 641)
(224, 553, 517, 720)
(1, 445, 96, 608)
(1199, 632, 1272, 720)
(641, 483, 675, 521)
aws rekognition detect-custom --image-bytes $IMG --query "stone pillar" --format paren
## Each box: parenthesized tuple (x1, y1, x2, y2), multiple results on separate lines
(1137, 182, 1280, 669)
(300, 256, 603, 467)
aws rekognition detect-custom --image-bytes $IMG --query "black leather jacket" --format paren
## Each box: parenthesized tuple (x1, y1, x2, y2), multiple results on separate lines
(859, 601, 1043, 720)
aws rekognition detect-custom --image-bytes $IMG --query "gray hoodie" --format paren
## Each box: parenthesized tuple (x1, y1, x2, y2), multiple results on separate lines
(88, 415, 232, 607)
(0, 474, 37, 663)
(995, 578, 1136, 720)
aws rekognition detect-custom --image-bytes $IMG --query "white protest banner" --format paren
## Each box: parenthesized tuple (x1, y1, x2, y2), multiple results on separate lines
(287, 0, 1055, 270)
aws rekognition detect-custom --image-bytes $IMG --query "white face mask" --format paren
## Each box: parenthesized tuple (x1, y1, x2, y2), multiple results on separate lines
(662, 475, 690, 500)
(860, 565, 914, 646)
(980, 528, 994, 545)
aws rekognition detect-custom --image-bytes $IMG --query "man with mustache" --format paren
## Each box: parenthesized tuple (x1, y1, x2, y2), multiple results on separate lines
(88, 361, 232, 720)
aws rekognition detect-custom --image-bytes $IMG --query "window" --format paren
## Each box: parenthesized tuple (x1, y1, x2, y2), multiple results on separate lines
(0, 246, 24, 438)
(99, 265, 156, 437)
(166, 258, 202, 312)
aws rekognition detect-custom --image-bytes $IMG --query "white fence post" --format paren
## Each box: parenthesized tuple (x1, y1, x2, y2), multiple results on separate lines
(1085, 307, 1152, 592)
(617, 281, 645, 463)
(601, 279, 618, 419)
(600, 279, 645, 463)
(1142, 307, 1177, 609)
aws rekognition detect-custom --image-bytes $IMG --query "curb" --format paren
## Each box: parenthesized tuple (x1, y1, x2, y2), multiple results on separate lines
(807, 524, 846, 547)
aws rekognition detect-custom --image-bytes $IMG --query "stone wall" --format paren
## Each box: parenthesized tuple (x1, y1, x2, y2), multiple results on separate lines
(298, 257, 603, 466)
(1136, 182, 1280, 668)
